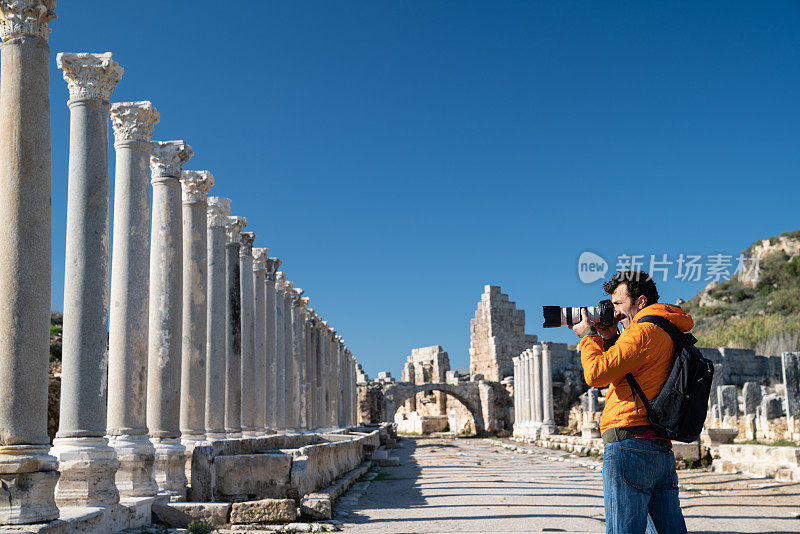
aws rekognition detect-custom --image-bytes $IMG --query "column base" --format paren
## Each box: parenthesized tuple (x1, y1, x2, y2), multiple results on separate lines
(541, 421, 558, 436)
(108, 434, 158, 499)
(150, 437, 186, 502)
(225, 431, 242, 439)
(240, 427, 258, 438)
(0, 445, 59, 525)
(52, 436, 120, 508)
(180, 433, 206, 486)
(204, 431, 226, 442)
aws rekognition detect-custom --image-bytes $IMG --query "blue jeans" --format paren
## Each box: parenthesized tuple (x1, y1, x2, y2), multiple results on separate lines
(602, 438, 687, 534)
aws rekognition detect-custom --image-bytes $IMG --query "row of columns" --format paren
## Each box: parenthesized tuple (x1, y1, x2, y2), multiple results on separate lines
(0, 5, 359, 525)
(512, 343, 557, 437)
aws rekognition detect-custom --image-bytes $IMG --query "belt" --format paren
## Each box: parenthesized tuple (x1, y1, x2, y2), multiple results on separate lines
(601, 425, 653, 444)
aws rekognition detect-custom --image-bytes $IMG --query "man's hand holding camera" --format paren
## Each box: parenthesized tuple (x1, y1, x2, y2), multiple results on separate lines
(570, 308, 619, 339)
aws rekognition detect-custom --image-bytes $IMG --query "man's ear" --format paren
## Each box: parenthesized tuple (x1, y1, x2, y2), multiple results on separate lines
(637, 295, 648, 310)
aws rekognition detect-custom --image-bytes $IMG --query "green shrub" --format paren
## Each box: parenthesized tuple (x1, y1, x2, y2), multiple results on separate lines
(187, 521, 213, 534)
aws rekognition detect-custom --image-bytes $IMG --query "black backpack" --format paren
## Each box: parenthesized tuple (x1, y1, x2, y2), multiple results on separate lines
(624, 315, 715, 443)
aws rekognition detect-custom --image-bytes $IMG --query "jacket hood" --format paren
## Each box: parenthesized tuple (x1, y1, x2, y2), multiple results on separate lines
(632, 303, 694, 333)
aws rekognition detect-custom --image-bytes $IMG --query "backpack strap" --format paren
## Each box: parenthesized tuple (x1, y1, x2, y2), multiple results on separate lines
(637, 315, 683, 347)
(624, 315, 682, 417)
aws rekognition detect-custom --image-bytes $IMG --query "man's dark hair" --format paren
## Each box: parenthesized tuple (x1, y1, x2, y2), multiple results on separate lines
(603, 270, 660, 305)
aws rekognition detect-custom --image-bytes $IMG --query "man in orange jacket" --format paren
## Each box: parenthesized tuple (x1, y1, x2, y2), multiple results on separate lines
(571, 270, 689, 534)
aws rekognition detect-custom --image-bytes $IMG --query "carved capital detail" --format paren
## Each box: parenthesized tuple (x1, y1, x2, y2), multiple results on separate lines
(110, 101, 159, 143)
(252, 248, 269, 271)
(150, 140, 192, 180)
(180, 170, 214, 204)
(0, 0, 56, 42)
(56, 52, 123, 102)
(225, 216, 247, 245)
(207, 196, 231, 227)
(265, 257, 281, 280)
(240, 232, 255, 257)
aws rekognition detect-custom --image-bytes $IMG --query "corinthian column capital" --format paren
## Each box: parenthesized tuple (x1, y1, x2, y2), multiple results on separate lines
(0, 0, 56, 42)
(240, 232, 255, 257)
(225, 216, 247, 245)
(180, 170, 214, 204)
(252, 248, 269, 271)
(300, 296, 310, 310)
(150, 140, 193, 181)
(110, 101, 160, 144)
(207, 196, 230, 227)
(265, 257, 281, 280)
(56, 52, 123, 103)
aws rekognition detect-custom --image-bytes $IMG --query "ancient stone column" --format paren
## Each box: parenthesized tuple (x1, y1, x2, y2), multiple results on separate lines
(274, 272, 288, 429)
(0, 2, 58, 524)
(251, 248, 268, 435)
(264, 258, 281, 429)
(205, 197, 230, 440)
(239, 232, 256, 437)
(107, 101, 160, 499)
(521, 351, 531, 427)
(290, 288, 306, 429)
(305, 308, 317, 429)
(532, 345, 544, 424)
(282, 276, 295, 429)
(350, 353, 358, 426)
(328, 326, 339, 427)
(179, 170, 214, 452)
(51, 51, 123, 508)
(300, 297, 312, 429)
(225, 216, 247, 438)
(148, 139, 193, 501)
(512, 356, 520, 431)
(540, 342, 557, 434)
(339, 338, 347, 426)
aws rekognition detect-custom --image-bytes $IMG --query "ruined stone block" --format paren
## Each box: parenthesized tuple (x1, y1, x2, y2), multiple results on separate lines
(761, 394, 784, 419)
(782, 352, 800, 417)
(743, 382, 762, 415)
(300, 493, 332, 520)
(718, 385, 739, 418)
(230, 498, 297, 524)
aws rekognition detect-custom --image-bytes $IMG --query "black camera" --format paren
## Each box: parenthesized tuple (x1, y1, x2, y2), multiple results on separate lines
(542, 299, 615, 328)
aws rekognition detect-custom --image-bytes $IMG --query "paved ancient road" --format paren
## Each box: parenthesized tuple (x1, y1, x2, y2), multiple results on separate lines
(335, 437, 800, 533)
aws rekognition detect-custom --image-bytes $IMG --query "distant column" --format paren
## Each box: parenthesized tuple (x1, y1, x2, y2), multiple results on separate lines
(264, 258, 281, 429)
(305, 308, 317, 428)
(147, 139, 193, 501)
(522, 351, 531, 426)
(281, 276, 295, 429)
(239, 232, 256, 437)
(532, 345, 543, 424)
(178, 170, 214, 452)
(52, 51, 123, 508)
(274, 272, 288, 429)
(224, 216, 246, 438)
(205, 197, 230, 440)
(541, 342, 557, 434)
(252, 247, 269, 436)
(327, 326, 339, 427)
(107, 100, 160, 499)
(512, 357, 520, 430)
(290, 288, 306, 429)
(0, 2, 59, 523)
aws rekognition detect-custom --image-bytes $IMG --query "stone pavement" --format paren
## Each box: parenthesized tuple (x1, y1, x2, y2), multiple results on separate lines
(335, 437, 800, 533)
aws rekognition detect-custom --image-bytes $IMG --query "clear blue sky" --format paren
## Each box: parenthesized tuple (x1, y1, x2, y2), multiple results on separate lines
(47, 1, 800, 378)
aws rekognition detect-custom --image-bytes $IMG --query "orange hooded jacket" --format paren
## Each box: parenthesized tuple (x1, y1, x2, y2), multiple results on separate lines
(578, 303, 694, 434)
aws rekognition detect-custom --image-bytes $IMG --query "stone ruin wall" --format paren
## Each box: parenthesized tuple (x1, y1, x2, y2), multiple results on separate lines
(469, 285, 538, 381)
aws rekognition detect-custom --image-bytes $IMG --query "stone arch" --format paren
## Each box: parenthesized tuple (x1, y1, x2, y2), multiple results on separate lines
(383, 382, 486, 435)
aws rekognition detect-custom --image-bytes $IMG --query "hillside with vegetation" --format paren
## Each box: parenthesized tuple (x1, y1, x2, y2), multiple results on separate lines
(680, 230, 800, 355)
